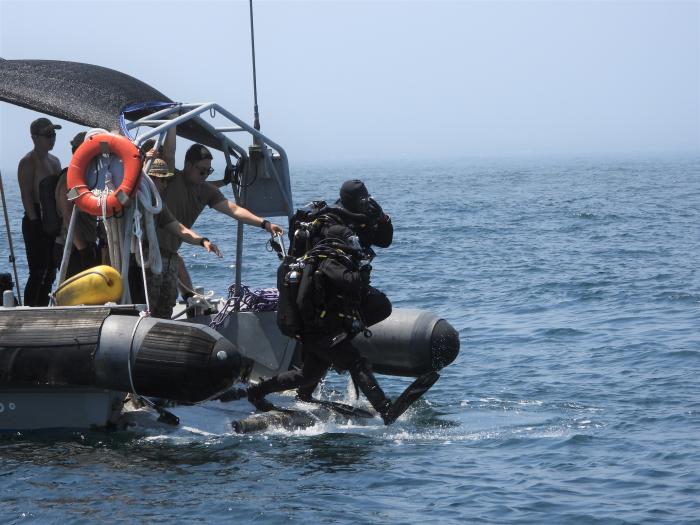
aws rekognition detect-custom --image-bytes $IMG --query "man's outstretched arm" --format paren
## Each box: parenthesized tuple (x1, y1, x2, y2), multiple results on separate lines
(212, 199, 284, 236)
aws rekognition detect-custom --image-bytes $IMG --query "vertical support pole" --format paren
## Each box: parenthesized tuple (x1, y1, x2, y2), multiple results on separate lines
(0, 170, 22, 304)
(55, 205, 79, 289)
(234, 162, 247, 310)
(120, 201, 135, 304)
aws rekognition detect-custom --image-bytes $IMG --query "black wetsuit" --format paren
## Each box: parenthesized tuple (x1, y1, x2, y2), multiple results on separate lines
(22, 204, 56, 306)
(259, 285, 393, 398)
(53, 168, 100, 280)
(293, 286, 392, 399)
(252, 206, 394, 404)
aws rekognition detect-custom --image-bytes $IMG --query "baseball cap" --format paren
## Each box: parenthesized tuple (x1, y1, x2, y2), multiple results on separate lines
(70, 131, 87, 151)
(30, 117, 62, 136)
(185, 144, 213, 164)
(147, 158, 174, 178)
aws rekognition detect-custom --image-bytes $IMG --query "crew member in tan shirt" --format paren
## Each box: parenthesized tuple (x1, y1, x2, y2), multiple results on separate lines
(152, 142, 282, 319)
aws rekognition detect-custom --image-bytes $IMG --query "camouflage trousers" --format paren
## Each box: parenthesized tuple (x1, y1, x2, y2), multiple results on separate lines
(146, 250, 180, 319)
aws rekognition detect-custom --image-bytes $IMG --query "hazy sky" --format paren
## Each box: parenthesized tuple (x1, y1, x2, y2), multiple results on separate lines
(0, 0, 698, 170)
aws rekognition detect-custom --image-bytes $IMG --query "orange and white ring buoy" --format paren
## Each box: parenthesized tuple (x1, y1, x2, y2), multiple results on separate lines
(66, 133, 141, 217)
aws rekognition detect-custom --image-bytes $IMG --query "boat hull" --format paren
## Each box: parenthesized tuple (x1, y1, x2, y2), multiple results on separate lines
(0, 386, 123, 431)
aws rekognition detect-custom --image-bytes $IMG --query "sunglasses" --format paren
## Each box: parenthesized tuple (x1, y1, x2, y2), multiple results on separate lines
(198, 167, 215, 176)
(36, 132, 56, 139)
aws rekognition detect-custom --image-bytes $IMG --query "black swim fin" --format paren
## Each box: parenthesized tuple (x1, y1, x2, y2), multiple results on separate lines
(216, 387, 248, 403)
(382, 371, 440, 425)
(305, 398, 374, 419)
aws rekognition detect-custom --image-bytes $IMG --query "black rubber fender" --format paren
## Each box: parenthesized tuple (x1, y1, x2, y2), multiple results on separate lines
(354, 308, 460, 377)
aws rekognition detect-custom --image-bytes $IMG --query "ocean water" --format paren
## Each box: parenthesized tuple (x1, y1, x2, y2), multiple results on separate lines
(1, 156, 699, 524)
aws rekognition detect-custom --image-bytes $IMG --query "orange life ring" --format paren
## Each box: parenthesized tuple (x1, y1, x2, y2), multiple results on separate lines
(66, 133, 141, 217)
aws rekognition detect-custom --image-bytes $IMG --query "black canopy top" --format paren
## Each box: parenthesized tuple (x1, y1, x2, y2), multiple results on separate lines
(0, 59, 227, 151)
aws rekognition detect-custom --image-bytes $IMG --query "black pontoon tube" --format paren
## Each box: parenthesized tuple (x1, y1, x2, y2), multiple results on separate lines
(0, 306, 250, 403)
(353, 309, 460, 377)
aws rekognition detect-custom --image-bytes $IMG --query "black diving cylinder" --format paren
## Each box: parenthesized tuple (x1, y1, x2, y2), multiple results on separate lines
(0, 306, 249, 403)
(353, 308, 460, 377)
(275, 256, 304, 338)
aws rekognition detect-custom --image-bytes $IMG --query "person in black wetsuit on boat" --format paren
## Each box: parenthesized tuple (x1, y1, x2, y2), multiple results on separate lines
(53, 131, 101, 279)
(246, 180, 438, 425)
(17, 118, 62, 306)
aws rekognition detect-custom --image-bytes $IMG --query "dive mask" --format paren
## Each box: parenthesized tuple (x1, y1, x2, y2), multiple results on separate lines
(359, 196, 383, 221)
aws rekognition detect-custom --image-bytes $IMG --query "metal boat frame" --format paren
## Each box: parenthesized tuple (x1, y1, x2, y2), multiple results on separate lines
(57, 101, 294, 306)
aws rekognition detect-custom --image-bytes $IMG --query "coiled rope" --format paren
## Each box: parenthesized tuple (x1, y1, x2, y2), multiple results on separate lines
(209, 284, 279, 329)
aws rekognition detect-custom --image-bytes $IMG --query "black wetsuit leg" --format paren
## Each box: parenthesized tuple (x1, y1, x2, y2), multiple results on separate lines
(311, 335, 361, 370)
(293, 335, 366, 399)
(296, 289, 391, 399)
(75, 243, 99, 275)
(254, 350, 330, 397)
(53, 241, 99, 280)
(22, 206, 56, 306)
(295, 343, 330, 400)
(128, 255, 147, 305)
(255, 332, 363, 399)
(65, 248, 82, 279)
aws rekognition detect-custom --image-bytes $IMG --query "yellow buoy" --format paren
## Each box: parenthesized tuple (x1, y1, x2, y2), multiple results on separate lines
(54, 265, 123, 306)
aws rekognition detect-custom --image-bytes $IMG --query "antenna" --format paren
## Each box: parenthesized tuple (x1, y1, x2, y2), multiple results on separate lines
(249, 0, 261, 131)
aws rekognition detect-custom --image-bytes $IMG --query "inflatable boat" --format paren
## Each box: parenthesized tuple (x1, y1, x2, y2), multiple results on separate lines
(0, 58, 459, 431)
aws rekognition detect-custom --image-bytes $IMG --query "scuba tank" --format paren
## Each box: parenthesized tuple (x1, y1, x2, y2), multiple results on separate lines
(276, 200, 327, 338)
(276, 256, 304, 338)
(276, 201, 367, 340)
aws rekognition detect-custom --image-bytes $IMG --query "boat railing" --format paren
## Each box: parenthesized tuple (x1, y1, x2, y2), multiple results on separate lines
(52, 101, 294, 311)
(124, 102, 293, 216)
(123, 102, 293, 305)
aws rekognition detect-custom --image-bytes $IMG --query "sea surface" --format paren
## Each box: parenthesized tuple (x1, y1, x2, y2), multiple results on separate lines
(1, 156, 699, 524)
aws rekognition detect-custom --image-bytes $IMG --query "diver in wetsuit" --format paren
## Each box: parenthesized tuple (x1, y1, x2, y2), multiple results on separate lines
(293, 179, 393, 402)
(247, 180, 437, 425)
